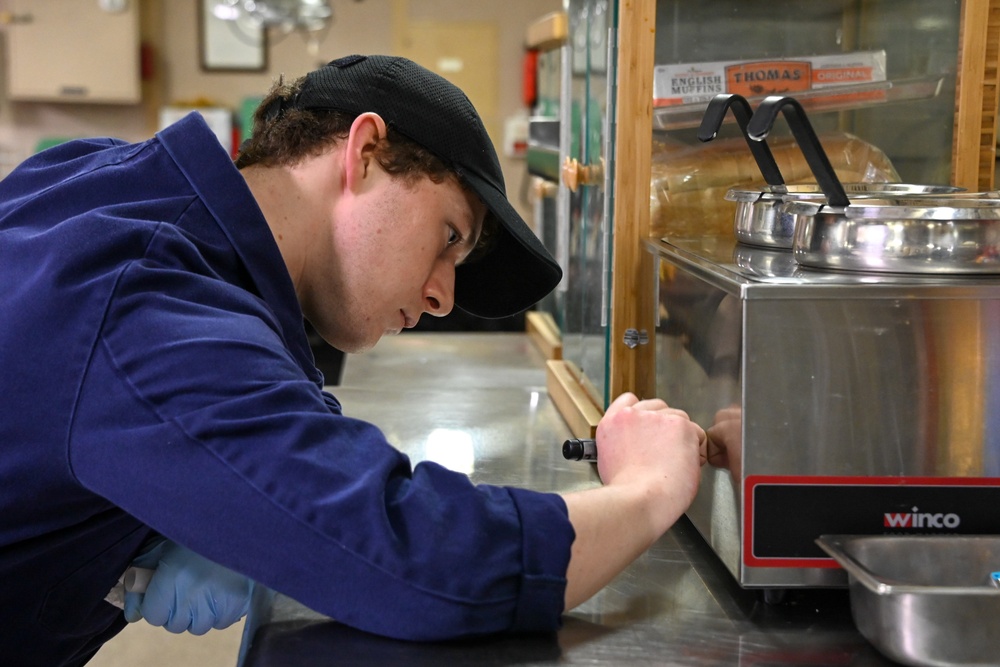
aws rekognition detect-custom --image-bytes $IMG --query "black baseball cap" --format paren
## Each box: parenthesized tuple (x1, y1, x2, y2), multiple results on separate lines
(290, 54, 562, 319)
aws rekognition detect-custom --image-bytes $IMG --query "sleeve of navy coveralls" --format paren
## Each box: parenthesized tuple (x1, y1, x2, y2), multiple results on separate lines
(66, 232, 574, 639)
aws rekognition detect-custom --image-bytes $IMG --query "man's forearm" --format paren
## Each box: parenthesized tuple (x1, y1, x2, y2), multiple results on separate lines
(560, 482, 688, 610)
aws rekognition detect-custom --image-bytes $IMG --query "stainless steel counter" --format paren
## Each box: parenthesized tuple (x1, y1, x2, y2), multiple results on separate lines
(238, 333, 892, 666)
(339, 331, 552, 390)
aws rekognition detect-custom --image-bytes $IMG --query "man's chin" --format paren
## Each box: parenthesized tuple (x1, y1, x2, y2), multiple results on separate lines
(315, 330, 375, 355)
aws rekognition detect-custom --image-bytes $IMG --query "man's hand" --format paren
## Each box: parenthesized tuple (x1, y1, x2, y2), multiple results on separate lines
(561, 392, 706, 609)
(706, 404, 742, 477)
(123, 541, 254, 635)
(595, 393, 706, 521)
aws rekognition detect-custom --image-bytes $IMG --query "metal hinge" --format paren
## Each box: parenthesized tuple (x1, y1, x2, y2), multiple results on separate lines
(623, 328, 649, 349)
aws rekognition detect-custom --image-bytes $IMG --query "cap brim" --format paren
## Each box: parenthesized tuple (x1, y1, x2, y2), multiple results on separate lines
(454, 171, 562, 319)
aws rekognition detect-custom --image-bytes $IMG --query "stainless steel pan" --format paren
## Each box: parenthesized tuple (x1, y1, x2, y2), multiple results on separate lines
(748, 95, 999, 273)
(784, 197, 1000, 273)
(817, 535, 1000, 667)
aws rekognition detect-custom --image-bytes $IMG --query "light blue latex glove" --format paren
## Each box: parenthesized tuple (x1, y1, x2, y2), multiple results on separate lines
(123, 540, 254, 635)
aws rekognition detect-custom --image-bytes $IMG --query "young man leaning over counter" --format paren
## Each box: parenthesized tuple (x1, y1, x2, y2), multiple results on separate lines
(0, 54, 707, 666)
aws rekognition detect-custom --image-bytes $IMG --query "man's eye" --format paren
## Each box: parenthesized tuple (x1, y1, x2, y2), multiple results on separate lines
(447, 227, 461, 246)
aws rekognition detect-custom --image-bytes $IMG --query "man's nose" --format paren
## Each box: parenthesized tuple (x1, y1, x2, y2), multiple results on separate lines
(423, 261, 455, 317)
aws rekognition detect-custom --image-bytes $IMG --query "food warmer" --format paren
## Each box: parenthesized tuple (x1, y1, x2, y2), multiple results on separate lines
(650, 233, 1000, 590)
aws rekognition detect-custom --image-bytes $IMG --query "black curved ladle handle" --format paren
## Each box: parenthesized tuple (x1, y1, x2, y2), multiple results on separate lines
(697, 94, 784, 186)
(746, 95, 850, 207)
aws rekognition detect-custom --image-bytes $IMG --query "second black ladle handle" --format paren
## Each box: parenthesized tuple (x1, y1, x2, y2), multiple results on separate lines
(746, 95, 851, 208)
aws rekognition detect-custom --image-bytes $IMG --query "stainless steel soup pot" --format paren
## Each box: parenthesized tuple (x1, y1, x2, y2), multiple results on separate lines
(786, 197, 1000, 274)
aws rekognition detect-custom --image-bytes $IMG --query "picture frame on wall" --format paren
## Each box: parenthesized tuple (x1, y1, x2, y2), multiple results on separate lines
(199, 0, 268, 72)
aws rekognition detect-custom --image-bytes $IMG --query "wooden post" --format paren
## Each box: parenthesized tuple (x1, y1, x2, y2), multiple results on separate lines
(953, 0, 1000, 190)
(609, 0, 657, 400)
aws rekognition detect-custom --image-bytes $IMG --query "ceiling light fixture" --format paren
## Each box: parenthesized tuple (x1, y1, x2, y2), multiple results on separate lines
(212, 0, 339, 56)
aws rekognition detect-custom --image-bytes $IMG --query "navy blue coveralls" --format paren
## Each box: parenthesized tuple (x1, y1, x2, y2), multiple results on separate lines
(0, 113, 573, 666)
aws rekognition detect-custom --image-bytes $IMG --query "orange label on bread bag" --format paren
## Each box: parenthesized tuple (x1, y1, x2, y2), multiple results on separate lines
(725, 60, 811, 97)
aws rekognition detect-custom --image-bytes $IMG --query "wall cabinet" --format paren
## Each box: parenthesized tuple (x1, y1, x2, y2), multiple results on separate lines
(5, 0, 140, 104)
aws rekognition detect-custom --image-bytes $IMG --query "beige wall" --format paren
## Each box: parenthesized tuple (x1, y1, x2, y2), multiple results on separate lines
(0, 0, 560, 217)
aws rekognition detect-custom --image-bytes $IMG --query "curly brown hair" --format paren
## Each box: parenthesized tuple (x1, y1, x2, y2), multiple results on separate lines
(236, 75, 496, 258)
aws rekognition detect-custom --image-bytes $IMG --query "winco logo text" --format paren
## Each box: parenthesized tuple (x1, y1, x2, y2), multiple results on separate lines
(883, 506, 961, 529)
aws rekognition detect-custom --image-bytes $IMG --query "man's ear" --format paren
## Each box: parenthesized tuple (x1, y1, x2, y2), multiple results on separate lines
(343, 112, 388, 192)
